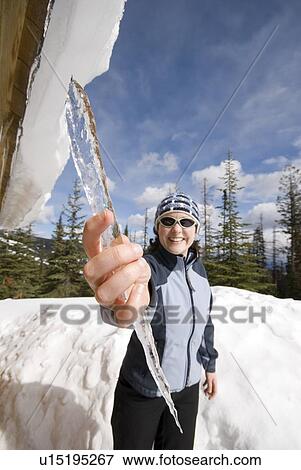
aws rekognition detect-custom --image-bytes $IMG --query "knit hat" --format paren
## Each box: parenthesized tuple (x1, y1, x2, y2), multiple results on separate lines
(154, 192, 200, 234)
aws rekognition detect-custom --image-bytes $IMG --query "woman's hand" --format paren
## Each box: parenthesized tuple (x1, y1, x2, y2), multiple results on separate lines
(82, 210, 151, 327)
(202, 372, 217, 400)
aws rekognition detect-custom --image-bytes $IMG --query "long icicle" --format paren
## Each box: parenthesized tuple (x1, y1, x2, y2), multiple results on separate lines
(65, 78, 183, 433)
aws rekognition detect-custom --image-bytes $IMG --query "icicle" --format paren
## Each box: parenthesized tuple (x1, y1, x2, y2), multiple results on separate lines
(65, 78, 183, 434)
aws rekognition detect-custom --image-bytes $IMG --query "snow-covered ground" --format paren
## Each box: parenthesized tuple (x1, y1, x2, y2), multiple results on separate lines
(0, 287, 301, 450)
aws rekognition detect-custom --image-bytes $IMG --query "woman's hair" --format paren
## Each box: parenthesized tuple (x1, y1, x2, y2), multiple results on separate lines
(145, 236, 203, 257)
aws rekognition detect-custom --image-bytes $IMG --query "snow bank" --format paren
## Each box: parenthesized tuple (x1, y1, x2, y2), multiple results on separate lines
(0, 0, 126, 230)
(0, 287, 301, 449)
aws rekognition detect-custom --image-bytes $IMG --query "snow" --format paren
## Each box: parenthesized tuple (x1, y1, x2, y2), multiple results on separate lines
(0, 0, 126, 230)
(0, 288, 301, 450)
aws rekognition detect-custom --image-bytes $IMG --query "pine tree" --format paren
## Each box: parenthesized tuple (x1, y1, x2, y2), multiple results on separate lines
(35, 238, 49, 281)
(0, 230, 19, 299)
(272, 226, 277, 284)
(8, 225, 41, 298)
(41, 213, 69, 297)
(200, 178, 220, 278)
(124, 224, 129, 237)
(201, 178, 215, 259)
(62, 179, 91, 297)
(143, 208, 149, 252)
(210, 151, 275, 293)
(276, 165, 301, 299)
(252, 214, 266, 268)
(212, 151, 249, 285)
(202, 178, 208, 257)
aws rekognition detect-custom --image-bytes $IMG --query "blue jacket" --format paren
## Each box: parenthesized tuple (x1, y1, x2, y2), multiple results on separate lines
(101, 243, 218, 398)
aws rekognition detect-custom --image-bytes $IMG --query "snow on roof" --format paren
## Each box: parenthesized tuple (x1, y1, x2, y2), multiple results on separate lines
(0, 0, 126, 230)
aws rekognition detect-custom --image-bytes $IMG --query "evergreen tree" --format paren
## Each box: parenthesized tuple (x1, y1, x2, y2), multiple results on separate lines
(41, 213, 70, 297)
(35, 238, 49, 281)
(8, 225, 41, 298)
(0, 230, 19, 299)
(200, 178, 220, 277)
(201, 178, 215, 259)
(143, 208, 149, 252)
(212, 151, 249, 286)
(252, 214, 266, 268)
(62, 179, 91, 297)
(209, 151, 275, 293)
(124, 224, 129, 237)
(272, 226, 277, 284)
(276, 165, 301, 299)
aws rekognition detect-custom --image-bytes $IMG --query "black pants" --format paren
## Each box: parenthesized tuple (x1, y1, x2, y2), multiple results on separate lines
(111, 375, 200, 450)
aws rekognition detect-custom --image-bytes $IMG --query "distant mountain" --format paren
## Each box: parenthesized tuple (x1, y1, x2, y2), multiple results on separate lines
(0, 230, 53, 256)
(31, 234, 53, 254)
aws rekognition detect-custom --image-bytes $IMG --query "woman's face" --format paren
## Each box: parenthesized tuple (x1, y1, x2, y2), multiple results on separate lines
(157, 211, 197, 257)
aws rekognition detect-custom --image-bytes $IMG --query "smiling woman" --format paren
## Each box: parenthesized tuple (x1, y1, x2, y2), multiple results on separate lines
(148, 192, 202, 257)
(157, 213, 197, 256)
(84, 191, 218, 450)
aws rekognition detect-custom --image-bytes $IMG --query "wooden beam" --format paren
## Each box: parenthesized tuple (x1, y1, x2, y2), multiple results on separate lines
(0, 0, 49, 214)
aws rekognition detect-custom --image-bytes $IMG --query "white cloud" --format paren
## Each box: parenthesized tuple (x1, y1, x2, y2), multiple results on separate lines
(171, 131, 196, 141)
(135, 183, 176, 207)
(128, 213, 145, 227)
(192, 159, 250, 189)
(137, 152, 178, 172)
(192, 162, 225, 190)
(261, 227, 288, 252)
(291, 157, 301, 169)
(192, 159, 282, 202)
(244, 202, 279, 229)
(293, 136, 301, 150)
(197, 203, 220, 232)
(128, 229, 145, 244)
(36, 204, 55, 224)
(128, 207, 156, 228)
(262, 156, 289, 167)
(242, 85, 288, 113)
(242, 172, 282, 201)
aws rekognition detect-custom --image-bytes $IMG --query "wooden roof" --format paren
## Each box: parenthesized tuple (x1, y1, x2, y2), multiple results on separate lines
(0, 0, 50, 213)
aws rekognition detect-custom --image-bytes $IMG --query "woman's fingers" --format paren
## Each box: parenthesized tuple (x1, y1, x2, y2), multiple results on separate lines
(203, 375, 217, 400)
(110, 234, 131, 247)
(82, 210, 150, 323)
(83, 210, 114, 259)
(113, 259, 151, 326)
(94, 258, 150, 307)
(115, 283, 150, 327)
(83, 242, 143, 289)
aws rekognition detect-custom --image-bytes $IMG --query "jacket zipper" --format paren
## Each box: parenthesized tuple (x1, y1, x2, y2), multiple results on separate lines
(184, 262, 196, 388)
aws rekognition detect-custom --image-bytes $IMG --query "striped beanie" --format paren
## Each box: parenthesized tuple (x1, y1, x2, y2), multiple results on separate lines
(154, 192, 200, 234)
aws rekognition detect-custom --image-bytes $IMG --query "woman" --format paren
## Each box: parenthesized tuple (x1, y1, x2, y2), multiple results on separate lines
(83, 192, 218, 450)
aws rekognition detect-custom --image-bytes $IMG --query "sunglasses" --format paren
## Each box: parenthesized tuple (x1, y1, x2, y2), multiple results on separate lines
(159, 216, 196, 228)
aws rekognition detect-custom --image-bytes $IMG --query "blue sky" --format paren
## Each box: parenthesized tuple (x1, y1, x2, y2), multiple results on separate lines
(34, 0, 301, 253)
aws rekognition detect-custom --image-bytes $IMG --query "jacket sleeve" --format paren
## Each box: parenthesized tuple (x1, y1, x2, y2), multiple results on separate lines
(198, 291, 218, 372)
